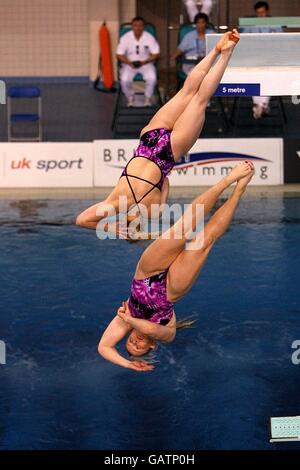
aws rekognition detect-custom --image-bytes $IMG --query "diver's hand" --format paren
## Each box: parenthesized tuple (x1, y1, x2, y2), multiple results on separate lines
(127, 360, 155, 372)
(117, 301, 132, 323)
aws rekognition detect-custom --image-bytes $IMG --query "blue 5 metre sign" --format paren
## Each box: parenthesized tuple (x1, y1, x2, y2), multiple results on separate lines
(214, 83, 261, 96)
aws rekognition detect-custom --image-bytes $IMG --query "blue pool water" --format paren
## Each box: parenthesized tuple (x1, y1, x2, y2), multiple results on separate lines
(0, 195, 299, 450)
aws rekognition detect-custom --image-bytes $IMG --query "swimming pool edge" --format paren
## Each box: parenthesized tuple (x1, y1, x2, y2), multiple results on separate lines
(0, 185, 299, 200)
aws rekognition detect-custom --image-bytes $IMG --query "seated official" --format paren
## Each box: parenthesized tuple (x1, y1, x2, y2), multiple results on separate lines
(116, 16, 160, 107)
(172, 13, 214, 76)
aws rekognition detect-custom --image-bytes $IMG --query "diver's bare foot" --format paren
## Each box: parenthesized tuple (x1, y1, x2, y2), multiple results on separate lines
(216, 32, 230, 53)
(236, 167, 255, 192)
(216, 29, 240, 54)
(224, 161, 254, 186)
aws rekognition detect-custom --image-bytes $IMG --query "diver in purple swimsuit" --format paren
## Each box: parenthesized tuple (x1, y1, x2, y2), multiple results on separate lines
(76, 30, 241, 237)
(120, 128, 175, 211)
(98, 161, 255, 371)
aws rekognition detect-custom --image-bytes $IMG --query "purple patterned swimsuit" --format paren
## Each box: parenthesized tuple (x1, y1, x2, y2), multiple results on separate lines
(128, 269, 174, 325)
(121, 128, 175, 206)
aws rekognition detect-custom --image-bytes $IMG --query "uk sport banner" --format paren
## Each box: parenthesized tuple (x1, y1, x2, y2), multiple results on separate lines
(0, 143, 94, 187)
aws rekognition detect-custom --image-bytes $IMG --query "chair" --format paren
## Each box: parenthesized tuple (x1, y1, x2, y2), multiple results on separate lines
(8, 86, 42, 141)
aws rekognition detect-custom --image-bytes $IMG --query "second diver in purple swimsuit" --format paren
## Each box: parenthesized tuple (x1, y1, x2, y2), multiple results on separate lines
(98, 161, 255, 371)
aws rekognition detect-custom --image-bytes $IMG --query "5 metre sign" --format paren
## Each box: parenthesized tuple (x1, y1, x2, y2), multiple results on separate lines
(0, 143, 93, 187)
(214, 83, 261, 96)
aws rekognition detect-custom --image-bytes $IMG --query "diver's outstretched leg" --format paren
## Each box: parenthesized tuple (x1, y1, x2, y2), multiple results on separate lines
(136, 160, 253, 278)
(142, 32, 238, 134)
(170, 31, 240, 160)
(167, 169, 254, 301)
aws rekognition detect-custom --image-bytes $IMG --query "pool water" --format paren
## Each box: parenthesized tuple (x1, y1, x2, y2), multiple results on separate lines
(0, 196, 299, 450)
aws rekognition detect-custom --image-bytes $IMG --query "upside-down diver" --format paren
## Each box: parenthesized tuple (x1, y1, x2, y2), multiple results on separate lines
(98, 163, 255, 371)
(76, 30, 240, 236)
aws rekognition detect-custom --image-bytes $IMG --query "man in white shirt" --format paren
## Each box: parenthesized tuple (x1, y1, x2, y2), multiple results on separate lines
(116, 16, 160, 107)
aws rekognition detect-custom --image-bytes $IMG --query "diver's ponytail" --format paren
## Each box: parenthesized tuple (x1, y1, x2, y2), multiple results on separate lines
(176, 318, 197, 330)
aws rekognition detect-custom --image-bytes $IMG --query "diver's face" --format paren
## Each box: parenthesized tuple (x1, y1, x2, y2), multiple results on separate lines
(196, 19, 207, 34)
(126, 330, 155, 356)
(255, 7, 268, 17)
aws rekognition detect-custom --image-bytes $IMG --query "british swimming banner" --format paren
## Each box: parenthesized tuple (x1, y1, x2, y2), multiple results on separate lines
(0, 143, 94, 187)
(0, 139, 283, 187)
(284, 139, 300, 183)
(94, 138, 284, 187)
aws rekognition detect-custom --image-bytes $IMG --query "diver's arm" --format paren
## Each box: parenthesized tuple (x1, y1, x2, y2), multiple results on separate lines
(118, 305, 175, 343)
(98, 316, 133, 368)
(99, 344, 132, 368)
(76, 200, 118, 231)
(129, 317, 175, 343)
(98, 316, 155, 371)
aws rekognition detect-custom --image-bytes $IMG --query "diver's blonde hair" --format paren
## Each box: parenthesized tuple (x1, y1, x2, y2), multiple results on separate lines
(126, 230, 161, 244)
